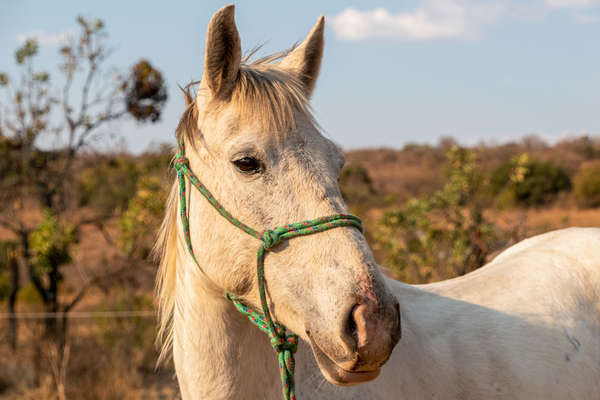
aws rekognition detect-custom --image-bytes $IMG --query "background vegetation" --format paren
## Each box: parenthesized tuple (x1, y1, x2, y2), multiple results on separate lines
(0, 16, 171, 399)
(1, 16, 599, 400)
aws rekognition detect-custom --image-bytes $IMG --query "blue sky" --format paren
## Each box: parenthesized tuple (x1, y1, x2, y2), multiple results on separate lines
(1, 0, 599, 152)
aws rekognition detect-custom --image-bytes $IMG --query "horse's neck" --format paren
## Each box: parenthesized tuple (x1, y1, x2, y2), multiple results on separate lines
(384, 281, 458, 391)
(172, 251, 282, 400)
(375, 278, 503, 399)
(295, 281, 470, 400)
(171, 254, 464, 400)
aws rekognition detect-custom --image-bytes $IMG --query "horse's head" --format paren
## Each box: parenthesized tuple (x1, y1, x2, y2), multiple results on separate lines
(177, 5, 400, 386)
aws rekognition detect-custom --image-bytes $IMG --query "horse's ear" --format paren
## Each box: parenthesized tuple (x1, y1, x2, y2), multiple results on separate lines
(203, 5, 241, 100)
(279, 16, 325, 98)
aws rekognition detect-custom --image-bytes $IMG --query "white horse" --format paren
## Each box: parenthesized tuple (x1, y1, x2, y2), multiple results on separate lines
(156, 5, 600, 399)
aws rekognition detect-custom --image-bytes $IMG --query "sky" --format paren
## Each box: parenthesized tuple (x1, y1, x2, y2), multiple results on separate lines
(1, 0, 599, 152)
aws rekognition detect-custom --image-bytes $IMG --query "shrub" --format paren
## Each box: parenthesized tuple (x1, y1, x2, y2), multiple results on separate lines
(118, 175, 167, 257)
(139, 142, 173, 174)
(339, 164, 376, 205)
(17, 283, 44, 304)
(77, 158, 139, 214)
(29, 210, 77, 276)
(490, 154, 571, 206)
(573, 161, 600, 208)
(376, 147, 496, 283)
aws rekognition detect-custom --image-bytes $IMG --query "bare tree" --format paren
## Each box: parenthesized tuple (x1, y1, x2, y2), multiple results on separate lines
(0, 16, 167, 349)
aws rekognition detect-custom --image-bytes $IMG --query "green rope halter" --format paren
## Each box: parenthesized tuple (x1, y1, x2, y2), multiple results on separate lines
(174, 139, 363, 400)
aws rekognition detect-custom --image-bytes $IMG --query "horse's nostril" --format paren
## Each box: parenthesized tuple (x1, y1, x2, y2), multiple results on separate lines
(347, 301, 400, 370)
(351, 303, 370, 351)
(346, 304, 359, 349)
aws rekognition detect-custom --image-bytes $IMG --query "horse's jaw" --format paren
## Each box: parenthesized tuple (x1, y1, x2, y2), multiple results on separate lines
(307, 334, 382, 386)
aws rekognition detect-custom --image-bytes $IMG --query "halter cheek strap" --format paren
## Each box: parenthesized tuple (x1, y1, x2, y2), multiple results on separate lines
(173, 139, 363, 400)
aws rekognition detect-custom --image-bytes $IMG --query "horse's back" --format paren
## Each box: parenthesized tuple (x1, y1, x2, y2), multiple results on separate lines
(492, 226, 600, 268)
(390, 227, 600, 399)
(425, 227, 600, 307)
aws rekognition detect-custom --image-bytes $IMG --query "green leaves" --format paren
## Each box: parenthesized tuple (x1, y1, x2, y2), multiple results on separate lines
(76, 15, 105, 34)
(125, 60, 168, 123)
(490, 154, 571, 207)
(29, 210, 77, 275)
(15, 39, 38, 64)
(574, 161, 600, 208)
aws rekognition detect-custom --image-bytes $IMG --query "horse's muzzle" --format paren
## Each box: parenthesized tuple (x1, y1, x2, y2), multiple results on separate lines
(308, 297, 401, 386)
(344, 298, 401, 371)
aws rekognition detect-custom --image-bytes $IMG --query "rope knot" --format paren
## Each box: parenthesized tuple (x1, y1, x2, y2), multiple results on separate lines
(174, 156, 189, 172)
(260, 229, 282, 250)
(270, 334, 298, 354)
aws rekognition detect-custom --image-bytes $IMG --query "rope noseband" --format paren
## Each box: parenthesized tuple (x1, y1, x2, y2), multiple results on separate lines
(174, 139, 363, 400)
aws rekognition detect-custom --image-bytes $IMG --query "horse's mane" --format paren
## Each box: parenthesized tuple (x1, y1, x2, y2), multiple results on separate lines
(154, 49, 315, 363)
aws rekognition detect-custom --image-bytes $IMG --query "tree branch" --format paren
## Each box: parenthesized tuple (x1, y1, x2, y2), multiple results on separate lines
(62, 262, 131, 313)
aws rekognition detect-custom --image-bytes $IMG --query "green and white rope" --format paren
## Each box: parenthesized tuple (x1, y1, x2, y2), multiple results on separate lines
(174, 139, 363, 400)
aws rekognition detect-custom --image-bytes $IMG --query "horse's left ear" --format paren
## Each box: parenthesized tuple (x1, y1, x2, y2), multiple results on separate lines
(279, 16, 325, 98)
(203, 5, 242, 100)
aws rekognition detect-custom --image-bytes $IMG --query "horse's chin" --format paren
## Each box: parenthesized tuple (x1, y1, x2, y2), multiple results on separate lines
(307, 335, 381, 386)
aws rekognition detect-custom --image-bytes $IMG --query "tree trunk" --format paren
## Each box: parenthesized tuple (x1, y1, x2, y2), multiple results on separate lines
(44, 261, 60, 339)
(8, 255, 19, 350)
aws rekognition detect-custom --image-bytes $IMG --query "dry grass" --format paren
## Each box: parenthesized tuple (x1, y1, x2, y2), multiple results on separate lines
(0, 316, 178, 399)
(489, 207, 600, 235)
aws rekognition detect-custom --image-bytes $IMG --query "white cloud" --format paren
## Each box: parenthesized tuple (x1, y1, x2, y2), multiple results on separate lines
(17, 30, 72, 46)
(331, 0, 599, 41)
(330, 1, 507, 41)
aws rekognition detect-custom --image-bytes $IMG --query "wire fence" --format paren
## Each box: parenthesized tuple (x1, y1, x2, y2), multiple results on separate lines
(0, 311, 155, 319)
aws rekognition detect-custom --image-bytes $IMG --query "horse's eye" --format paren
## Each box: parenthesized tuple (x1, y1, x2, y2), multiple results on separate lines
(233, 157, 260, 173)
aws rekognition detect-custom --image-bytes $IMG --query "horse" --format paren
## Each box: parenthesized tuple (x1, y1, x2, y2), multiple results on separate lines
(155, 5, 600, 399)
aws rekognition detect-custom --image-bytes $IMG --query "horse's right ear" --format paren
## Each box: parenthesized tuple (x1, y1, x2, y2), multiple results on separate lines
(202, 5, 241, 100)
